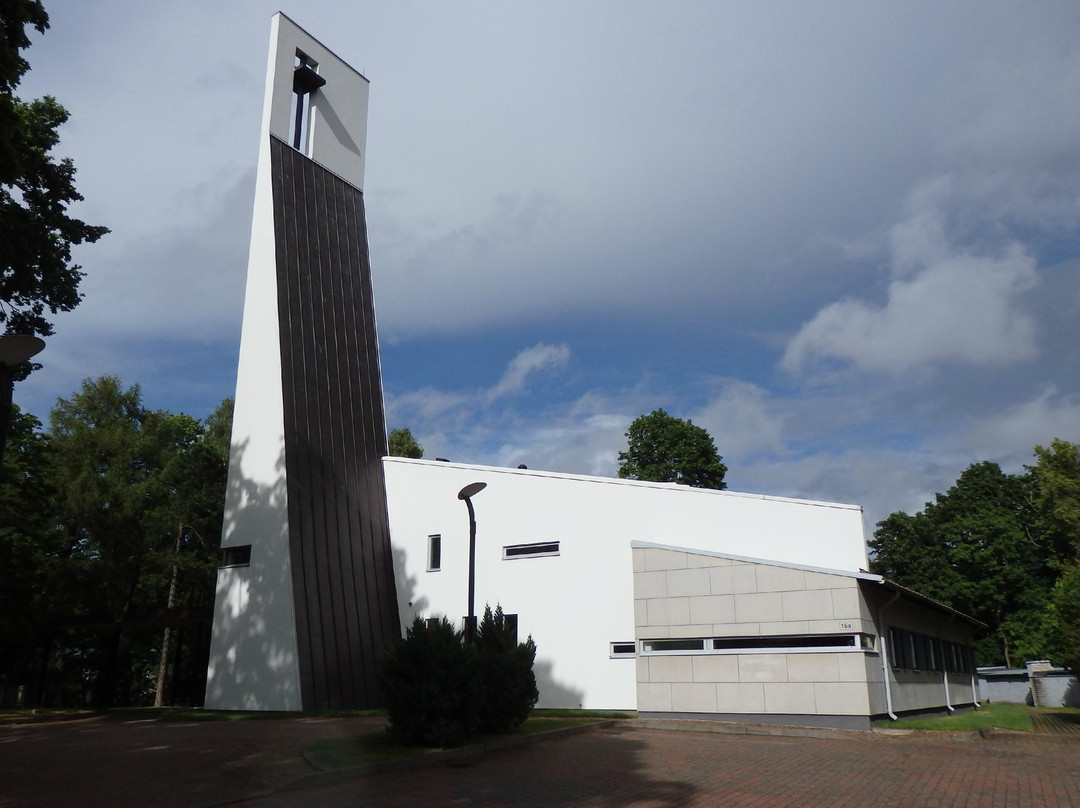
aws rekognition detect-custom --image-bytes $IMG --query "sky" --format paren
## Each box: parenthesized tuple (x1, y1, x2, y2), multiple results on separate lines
(13, 1, 1080, 536)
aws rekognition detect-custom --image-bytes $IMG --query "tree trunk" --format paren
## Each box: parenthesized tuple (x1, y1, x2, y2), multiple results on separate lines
(154, 525, 183, 707)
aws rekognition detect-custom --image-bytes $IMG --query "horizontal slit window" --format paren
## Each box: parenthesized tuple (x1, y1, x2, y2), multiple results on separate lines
(640, 634, 877, 656)
(220, 545, 251, 568)
(711, 634, 858, 651)
(642, 639, 706, 653)
(503, 541, 560, 560)
(610, 642, 636, 658)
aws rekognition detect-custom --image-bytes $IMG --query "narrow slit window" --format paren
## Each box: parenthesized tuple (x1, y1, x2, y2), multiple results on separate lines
(221, 545, 252, 568)
(641, 638, 706, 653)
(610, 642, 637, 658)
(427, 534, 441, 571)
(503, 541, 560, 560)
(710, 634, 857, 651)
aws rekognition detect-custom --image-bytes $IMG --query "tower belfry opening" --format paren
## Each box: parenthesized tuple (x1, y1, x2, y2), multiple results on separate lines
(291, 49, 325, 154)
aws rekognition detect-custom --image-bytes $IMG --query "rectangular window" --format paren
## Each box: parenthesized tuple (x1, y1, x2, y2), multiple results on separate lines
(610, 642, 637, 658)
(642, 639, 707, 653)
(505, 613, 519, 645)
(427, 534, 441, 571)
(641, 633, 876, 656)
(710, 634, 858, 651)
(503, 541, 560, 560)
(220, 545, 251, 568)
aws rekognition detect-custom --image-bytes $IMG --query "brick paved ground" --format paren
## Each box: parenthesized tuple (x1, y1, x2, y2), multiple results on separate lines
(2, 716, 1078, 808)
(0, 713, 386, 808)
(247, 725, 1080, 808)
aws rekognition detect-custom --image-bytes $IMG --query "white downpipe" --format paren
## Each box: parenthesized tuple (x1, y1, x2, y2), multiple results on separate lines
(942, 668, 954, 713)
(878, 590, 902, 721)
(971, 673, 980, 709)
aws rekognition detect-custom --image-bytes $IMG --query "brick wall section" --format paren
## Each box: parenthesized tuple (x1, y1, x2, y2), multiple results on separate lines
(633, 547, 879, 718)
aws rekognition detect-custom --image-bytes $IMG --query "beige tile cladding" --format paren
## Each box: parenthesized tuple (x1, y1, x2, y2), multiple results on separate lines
(781, 589, 834, 621)
(814, 682, 870, 715)
(838, 652, 873, 682)
(638, 682, 672, 712)
(764, 682, 816, 713)
(737, 654, 788, 682)
(689, 594, 735, 624)
(692, 654, 739, 683)
(635, 570, 668, 600)
(734, 592, 783, 623)
(716, 682, 765, 712)
(646, 597, 689, 626)
(633, 550, 880, 717)
(709, 564, 757, 594)
(787, 653, 840, 683)
(753, 564, 807, 592)
(672, 682, 718, 712)
(649, 655, 693, 683)
(644, 548, 687, 571)
(666, 567, 711, 597)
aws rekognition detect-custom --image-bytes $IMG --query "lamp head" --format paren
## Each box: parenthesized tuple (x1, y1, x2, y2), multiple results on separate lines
(457, 481, 487, 500)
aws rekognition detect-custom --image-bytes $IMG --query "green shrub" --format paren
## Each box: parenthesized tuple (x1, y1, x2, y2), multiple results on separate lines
(379, 616, 482, 747)
(476, 604, 539, 733)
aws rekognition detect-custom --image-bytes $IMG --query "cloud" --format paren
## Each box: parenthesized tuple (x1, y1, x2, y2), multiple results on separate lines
(386, 342, 574, 454)
(691, 381, 787, 462)
(783, 210, 1039, 374)
(962, 386, 1080, 462)
(486, 343, 570, 402)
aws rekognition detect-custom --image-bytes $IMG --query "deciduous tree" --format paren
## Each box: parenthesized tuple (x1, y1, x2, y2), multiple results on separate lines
(617, 408, 727, 490)
(0, 1, 108, 337)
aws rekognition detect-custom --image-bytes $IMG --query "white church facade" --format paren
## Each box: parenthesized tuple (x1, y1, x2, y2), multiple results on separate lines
(205, 14, 981, 729)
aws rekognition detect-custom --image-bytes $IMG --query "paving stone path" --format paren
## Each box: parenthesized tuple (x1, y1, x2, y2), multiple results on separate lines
(1030, 712, 1080, 735)
(249, 725, 1079, 808)
(3, 715, 1078, 808)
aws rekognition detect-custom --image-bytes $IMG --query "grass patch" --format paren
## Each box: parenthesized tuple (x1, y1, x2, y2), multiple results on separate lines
(531, 708, 636, 719)
(875, 703, 1034, 732)
(305, 715, 611, 770)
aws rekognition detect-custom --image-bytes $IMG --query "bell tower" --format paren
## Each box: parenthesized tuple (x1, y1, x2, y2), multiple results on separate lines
(205, 13, 399, 710)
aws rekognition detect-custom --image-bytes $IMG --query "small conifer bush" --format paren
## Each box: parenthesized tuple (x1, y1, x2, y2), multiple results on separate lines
(380, 606, 540, 746)
(476, 604, 539, 733)
(379, 616, 482, 747)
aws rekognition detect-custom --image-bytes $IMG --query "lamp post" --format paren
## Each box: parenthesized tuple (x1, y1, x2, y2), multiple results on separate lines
(457, 481, 487, 637)
(0, 335, 45, 483)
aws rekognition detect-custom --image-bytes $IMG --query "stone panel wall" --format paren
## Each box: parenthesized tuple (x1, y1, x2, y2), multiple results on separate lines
(633, 547, 876, 720)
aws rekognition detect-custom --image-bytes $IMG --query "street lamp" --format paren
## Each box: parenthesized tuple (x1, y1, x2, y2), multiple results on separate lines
(0, 335, 45, 483)
(457, 481, 487, 636)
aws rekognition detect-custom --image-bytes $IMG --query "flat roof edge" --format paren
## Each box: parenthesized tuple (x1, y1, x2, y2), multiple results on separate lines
(382, 456, 862, 511)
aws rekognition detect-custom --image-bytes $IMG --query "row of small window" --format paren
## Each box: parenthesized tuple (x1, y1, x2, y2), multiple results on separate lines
(617, 633, 877, 657)
(427, 535, 559, 571)
(887, 628, 974, 674)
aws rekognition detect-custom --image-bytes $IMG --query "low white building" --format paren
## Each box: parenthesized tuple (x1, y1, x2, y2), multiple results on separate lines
(384, 457, 978, 726)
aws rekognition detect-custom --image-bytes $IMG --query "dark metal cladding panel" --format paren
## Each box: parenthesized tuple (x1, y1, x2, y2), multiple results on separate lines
(270, 135, 398, 710)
